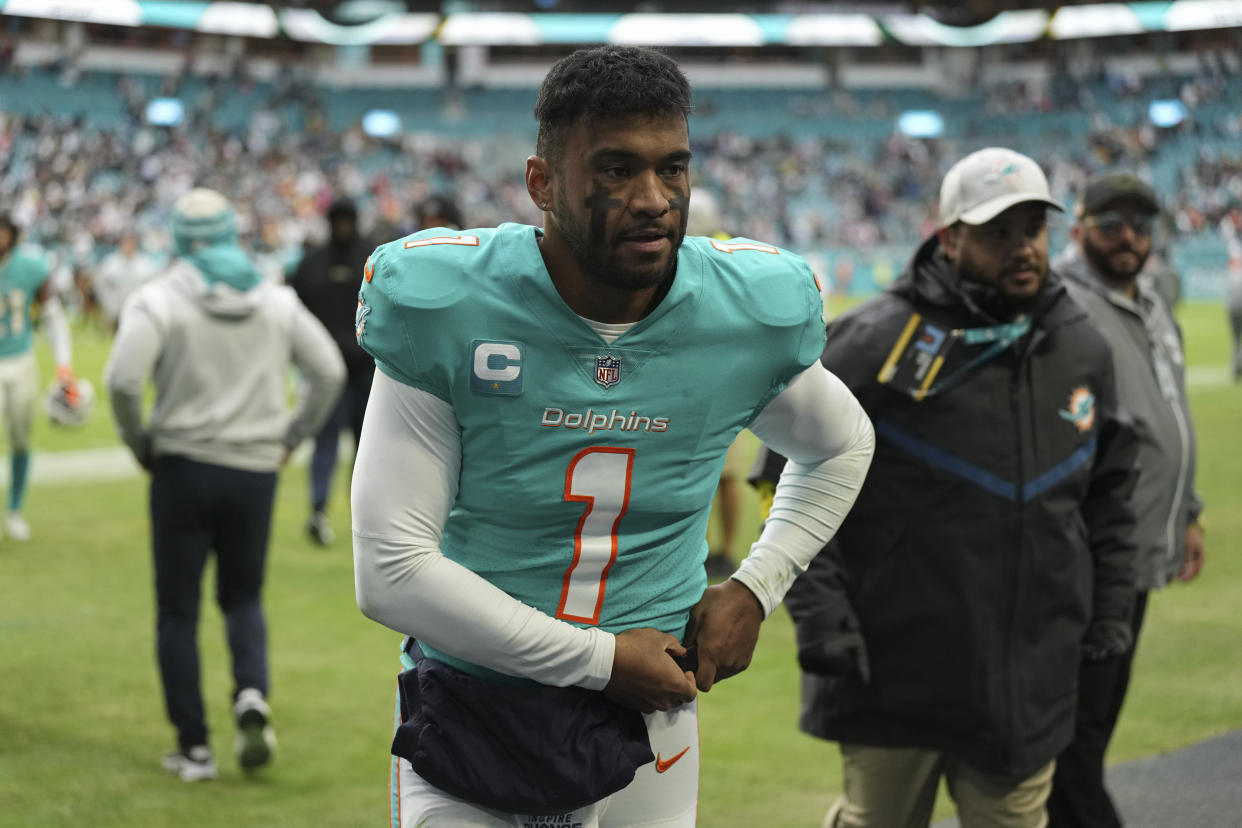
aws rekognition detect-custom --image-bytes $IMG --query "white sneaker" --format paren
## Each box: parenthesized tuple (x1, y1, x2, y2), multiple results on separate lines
(307, 512, 335, 546)
(161, 745, 217, 782)
(5, 512, 30, 541)
(233, 688, 276, 771)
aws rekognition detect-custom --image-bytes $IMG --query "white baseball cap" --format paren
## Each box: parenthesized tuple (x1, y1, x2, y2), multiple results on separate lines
(939, 147, 1063, 228)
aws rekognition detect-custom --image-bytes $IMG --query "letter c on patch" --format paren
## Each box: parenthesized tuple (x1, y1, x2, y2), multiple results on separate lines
(470, 340, 524, 396)
(474, 342, 521, 381)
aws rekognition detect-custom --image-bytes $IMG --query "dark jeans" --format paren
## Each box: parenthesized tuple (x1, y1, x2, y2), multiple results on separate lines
(150, 455, 278, 750)
(310, 369, 373, 513)
(1047, 592, 1150, 828)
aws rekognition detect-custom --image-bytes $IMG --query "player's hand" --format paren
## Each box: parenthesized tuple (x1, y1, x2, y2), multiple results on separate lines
(56, 365, 80, 405)
(1177, 521, 1205, 582)
(686, 579, 764, 691)
(605, 628, 697, 714)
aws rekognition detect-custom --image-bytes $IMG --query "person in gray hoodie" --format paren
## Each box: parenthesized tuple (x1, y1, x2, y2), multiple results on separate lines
(1049, 171, 1206, 828)
(105, 188, 346, 782)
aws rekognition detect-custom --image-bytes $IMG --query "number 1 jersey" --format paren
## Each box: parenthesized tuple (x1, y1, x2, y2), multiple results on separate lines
(357, 223, 824, 643)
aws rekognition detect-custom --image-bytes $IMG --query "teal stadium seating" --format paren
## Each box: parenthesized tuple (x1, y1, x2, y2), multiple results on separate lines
(2, 68, 1238, 298)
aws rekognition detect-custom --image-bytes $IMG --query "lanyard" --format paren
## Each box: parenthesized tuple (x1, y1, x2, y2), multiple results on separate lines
(921, 316, 1031, 399)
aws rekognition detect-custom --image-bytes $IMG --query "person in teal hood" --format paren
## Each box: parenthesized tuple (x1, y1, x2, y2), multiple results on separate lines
(105, 188, 345, 782)
(170, 189, 263, 293)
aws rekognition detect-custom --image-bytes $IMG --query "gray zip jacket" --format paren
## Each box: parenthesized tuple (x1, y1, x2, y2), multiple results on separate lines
(1055, 245, 1203, 589)
(106, 259, 346, 473)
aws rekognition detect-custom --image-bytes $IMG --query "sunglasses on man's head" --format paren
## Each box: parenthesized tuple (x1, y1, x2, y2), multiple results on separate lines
(1083, 211, 1155, 238)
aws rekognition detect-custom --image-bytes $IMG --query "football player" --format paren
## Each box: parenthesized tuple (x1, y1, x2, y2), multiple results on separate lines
(0, 213, 80, 541)
(351, 46, 876, 827)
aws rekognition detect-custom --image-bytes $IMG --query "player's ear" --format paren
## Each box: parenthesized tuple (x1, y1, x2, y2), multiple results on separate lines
(526, 155, 554, 214)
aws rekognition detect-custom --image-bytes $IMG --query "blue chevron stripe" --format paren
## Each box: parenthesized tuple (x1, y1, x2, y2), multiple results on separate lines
(875, 421, 1018, 500)
(875, 422, 1097, 503)
(1022, 438, 1096, 500)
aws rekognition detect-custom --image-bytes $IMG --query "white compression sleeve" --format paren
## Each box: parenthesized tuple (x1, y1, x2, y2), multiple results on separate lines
(41, 295, 73, 368)
(351, 370, 615, 690)
(730, 363, 875, 617)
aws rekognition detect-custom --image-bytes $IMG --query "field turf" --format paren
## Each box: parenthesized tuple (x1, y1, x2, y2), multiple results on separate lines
(2, 303, 1238, 826)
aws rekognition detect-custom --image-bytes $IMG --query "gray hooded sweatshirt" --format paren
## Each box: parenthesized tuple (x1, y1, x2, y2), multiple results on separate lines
(105, 258, 346, 473)
(1055, 244, 1203, 589)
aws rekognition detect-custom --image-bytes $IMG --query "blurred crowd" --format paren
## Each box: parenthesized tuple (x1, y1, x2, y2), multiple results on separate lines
(2, 54, 1240, 312)
(1172, 154, 1242, 238)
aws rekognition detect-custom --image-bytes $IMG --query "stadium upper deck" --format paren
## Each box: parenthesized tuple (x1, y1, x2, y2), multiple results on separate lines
(1, 12, 1239, 298)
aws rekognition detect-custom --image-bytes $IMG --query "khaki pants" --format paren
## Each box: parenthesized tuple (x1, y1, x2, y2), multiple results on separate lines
(824, 743, 1054, 828)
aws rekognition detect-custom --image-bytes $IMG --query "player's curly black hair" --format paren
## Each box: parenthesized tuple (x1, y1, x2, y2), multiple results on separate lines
(534, 46, 692, 162)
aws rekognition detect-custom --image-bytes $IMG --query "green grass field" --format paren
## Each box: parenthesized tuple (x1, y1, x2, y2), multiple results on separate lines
(2, 303, 1239, 827)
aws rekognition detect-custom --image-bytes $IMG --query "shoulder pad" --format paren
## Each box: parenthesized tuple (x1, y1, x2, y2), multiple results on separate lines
(356, 226, 515, 394)
(684, 235, 822, 328)
(11, 250, 50, 285)
(364, 228, 497, 311)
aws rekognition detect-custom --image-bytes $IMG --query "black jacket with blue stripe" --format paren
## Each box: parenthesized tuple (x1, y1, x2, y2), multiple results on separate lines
(784, 234, 1139, 778)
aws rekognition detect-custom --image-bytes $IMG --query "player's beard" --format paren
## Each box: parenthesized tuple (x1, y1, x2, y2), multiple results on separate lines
(556, 195, 682, 293)
(1081, 234, 1148, 288)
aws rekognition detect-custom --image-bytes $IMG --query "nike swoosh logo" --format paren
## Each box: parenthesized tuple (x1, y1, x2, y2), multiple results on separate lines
(655, 746, 691, 773)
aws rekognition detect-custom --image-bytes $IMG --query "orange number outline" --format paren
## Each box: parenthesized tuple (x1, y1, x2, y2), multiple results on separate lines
(557, 446, 635, 625)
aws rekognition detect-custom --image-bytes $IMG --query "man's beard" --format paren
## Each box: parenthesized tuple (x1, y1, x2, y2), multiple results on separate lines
(1081, 235, 1148, 287)
(956, 259, 1046, 317)
(558, 206, 680, 293)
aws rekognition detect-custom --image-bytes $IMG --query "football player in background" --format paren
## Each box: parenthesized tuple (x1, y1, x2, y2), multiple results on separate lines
(0, 212, 82, 542)
(351, 46, 875, 827)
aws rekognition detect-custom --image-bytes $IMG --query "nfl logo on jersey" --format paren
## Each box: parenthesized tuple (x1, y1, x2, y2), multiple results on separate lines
(594, 354, 621, 389)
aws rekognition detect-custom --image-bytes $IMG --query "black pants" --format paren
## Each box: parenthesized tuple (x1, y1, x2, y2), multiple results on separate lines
(309, 368, 372, 513)
(150, 455, 278, 750)
(1047, 592, 1150, 828)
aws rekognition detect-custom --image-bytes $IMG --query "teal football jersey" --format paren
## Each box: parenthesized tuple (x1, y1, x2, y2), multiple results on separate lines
(0, 251, 50, 359)
(358, 224, 824, 667)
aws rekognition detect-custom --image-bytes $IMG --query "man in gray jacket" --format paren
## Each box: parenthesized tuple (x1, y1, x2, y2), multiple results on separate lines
(105, 188, 346, 782)
(1049, 171, 1206, 827)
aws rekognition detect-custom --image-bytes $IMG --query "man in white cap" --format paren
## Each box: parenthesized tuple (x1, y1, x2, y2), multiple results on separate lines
(778, 147, 1140, 826)
(105, 188, 345, 782)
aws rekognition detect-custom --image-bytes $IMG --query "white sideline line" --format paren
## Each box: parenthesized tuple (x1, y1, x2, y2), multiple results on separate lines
(0, 443, 321, 486)
(2, 367, 1232, 487)
(1187, 365, 1235, 388)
